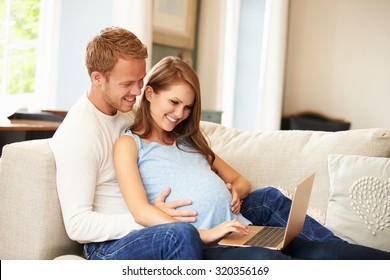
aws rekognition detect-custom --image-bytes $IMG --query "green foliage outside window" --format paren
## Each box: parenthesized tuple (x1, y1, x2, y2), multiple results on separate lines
(0, 0, 40, 95)
(10, 0, 40, 40)
(0, 1, 6, 41)
(8, 48, 36, 94)
(0, 45, 3, 88)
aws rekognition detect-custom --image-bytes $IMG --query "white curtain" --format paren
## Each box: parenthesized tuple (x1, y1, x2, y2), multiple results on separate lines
(256, 0, 289, 131)
(221, 0, 241, 127)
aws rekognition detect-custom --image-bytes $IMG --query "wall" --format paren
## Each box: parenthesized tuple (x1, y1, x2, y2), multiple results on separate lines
(152, 0, 200, 68)
(56, 0, 112, 110)
(54, 0, 389, 129)
(53, 0, 268, 131)
(196, 0, 226, 112)
(284, 0, 390, 129)
(55, 0, 196, 111)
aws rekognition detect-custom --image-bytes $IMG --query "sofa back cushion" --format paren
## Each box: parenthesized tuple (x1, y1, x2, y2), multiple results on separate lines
(0, 139, 82, 259)
(0, 157, 2, 182)
(200, 121, 390, 216)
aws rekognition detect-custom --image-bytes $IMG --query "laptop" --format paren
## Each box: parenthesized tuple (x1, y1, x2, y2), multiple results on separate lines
(218, 174, 315, 250)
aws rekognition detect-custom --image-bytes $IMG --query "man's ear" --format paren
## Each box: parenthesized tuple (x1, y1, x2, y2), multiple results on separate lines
(144, 86, 154, 101)
(91, 71, 104, 85)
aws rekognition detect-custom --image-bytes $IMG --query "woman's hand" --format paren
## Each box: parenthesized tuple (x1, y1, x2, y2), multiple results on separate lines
(198, 219, 249, 244)
(226, 183, 242, 214)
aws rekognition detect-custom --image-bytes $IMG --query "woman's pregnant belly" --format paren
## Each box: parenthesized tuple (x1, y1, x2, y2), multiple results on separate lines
(139, 146, 249, 229)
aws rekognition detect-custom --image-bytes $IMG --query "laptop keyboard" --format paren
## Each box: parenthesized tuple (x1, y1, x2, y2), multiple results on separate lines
(244, 227, 286, 247)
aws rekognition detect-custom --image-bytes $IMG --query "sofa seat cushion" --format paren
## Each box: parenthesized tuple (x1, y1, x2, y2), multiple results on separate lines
(200, 121, 390, 218)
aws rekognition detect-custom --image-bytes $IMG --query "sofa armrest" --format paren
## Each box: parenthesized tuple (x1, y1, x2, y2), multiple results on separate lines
(0, 139, 82, 259)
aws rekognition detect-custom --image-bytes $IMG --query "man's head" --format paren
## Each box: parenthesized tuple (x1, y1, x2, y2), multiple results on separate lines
(85, 27, 148, 115)
(85, 26, 147, 79)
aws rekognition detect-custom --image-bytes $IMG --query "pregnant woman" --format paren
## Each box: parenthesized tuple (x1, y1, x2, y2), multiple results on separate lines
(114, 56, 390, 260)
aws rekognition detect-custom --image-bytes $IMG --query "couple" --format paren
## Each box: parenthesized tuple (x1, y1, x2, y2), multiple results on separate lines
(50, 27, 390, 260)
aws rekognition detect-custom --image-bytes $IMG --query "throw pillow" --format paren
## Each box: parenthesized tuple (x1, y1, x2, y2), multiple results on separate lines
(325, 154, 390, 252)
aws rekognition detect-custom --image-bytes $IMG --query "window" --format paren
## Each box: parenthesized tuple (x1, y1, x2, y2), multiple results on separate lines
(0, 0, 60, 111)
(1, 0, 40, 95)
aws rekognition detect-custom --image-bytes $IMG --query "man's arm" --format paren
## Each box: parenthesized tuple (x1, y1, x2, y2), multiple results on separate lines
(50, 126, 140, 243)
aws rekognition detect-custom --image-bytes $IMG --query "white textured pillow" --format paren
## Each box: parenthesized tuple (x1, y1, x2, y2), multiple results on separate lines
(326, 154, 390, 251)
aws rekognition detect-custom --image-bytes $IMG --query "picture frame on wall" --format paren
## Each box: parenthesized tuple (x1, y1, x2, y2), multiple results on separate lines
(152, 0, 197, 49)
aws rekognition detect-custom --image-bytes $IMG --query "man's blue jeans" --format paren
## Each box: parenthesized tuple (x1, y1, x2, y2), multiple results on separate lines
(83, 222, 203, 260)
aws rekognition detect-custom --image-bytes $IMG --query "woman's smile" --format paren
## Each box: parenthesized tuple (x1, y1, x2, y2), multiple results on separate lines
(166, 114, 179, 125)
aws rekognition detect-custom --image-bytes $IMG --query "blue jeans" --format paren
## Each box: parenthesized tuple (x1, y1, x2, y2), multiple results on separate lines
(204, 245, 294, 259)
(241, 187, 342, 242)
(83, 222, 203, 260)
(206, 187, 389, 260)
(283, 237, 390, 259)
(204, 238, 390, 260)
(204, 241, 390, 260)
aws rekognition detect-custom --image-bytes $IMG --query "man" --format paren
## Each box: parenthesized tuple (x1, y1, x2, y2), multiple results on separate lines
(50, 27, 203, 260)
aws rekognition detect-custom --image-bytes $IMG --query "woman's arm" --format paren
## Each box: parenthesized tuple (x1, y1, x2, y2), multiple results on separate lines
(114, 135, 177, 226)
(212, 154, 252, 198)
(198, 220, 249, 244)
(114, 135, 249, 244)
(212, 154, 252, 214)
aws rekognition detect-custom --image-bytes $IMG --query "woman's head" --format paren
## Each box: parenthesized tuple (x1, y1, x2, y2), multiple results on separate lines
(131, 56, 215, 166)
(132, 56, 201, 139)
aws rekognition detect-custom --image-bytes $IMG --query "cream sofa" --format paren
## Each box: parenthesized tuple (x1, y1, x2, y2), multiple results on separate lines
(1, 121, 389, 259)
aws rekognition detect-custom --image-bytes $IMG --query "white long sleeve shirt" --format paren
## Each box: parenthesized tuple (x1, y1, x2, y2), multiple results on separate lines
(49, 93, 143, 243)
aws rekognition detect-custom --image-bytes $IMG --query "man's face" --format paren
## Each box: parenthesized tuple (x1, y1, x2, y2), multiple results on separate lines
(100, 58, 146, 115)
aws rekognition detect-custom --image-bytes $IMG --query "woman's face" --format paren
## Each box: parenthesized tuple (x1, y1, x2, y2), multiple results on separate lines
(147, 83, 195, 133)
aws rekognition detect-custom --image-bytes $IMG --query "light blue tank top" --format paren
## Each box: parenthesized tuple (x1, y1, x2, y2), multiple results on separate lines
(125, 130, 251, 230)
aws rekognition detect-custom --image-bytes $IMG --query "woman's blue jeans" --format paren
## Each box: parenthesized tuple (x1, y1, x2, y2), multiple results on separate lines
(227, 187, 390, 259)
(241, 187, 342, 242)
(205, 187, 341, 260)
(83, 222, 203, 260)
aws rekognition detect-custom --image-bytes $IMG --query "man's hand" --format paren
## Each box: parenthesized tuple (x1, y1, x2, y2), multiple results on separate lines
(154, 187, 197, 223)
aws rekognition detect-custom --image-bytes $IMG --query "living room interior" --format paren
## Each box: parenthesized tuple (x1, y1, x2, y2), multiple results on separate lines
(0, 0, 389, 262)
(1, 0, 389, 133)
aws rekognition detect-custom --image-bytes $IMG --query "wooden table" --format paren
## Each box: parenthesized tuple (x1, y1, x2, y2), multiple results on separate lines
(0, 119, 62, 131)
(0, 119, 62, 156)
